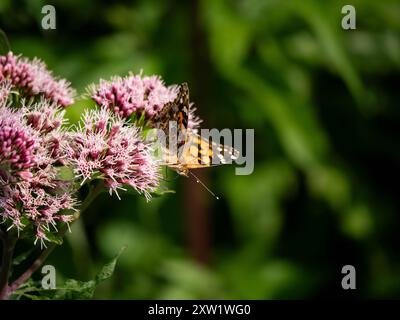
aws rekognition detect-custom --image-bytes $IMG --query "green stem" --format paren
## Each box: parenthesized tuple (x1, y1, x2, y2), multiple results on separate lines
(7, 183, 104, 299)
(0, 234, 17, 300)
(79, 182, 104, 215)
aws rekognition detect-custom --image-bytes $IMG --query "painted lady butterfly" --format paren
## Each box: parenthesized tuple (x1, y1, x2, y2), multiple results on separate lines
(152, 82, 239, 177)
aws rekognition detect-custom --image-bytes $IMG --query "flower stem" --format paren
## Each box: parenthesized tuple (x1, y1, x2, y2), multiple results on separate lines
(78, 182, 105, 216)
(0, 229, 5, 242)
(0, 233, 17, 300)
(8, 241, 54, 295)
(6, 182, 104, 299)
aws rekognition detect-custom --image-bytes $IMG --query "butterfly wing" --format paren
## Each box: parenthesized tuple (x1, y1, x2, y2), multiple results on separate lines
(155, 83, 239, 176)
(175, 130, 239, 173)
(151, 82, 189, 134)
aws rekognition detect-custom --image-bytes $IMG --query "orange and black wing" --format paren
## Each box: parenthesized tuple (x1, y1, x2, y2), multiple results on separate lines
(151, 82, 189, 135)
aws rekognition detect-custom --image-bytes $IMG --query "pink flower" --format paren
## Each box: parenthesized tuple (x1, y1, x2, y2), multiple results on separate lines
(17, 171, 33, 181)
(0, 105, 39, 170)
(89, 73, 178, 119)
(0, 170, 76, 247)
(65, 109, 160, 200)
(0, 80, 76, 246)
(90, 73, 203, 130)
(0, 52, 75, 107)
(24, 99, 66, 134)
(23, 98, 69, 163)
(0, 93, 67, 173)
(0, 79, 11, 105)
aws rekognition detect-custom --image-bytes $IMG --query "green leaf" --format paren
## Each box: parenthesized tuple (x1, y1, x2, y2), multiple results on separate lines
(11, 279, 37, 298)
(18, 246, 126, 300)
(53, 247, 126, 299)
(129, 110, 146, 126)
(53, 279, 96, 300)
(139, 111, 146, 125)
(45, 232, 63, 245)
(56, 166, 75, 181)
(22, 293, 50, 300)
(142, 127, 158, 140)
(95, 246, 126, 282)
(129, 111, 138, 123)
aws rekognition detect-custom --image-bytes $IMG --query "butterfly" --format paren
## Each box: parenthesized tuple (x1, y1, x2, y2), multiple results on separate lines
(151, 82, 239, 177)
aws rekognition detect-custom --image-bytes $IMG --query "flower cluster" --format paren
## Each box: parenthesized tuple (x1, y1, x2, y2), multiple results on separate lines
(0, 52, 75, 107)
(0, 51, 201, 248)
(23, 99, 68, 162)
(0, 80, 11, 105)
(0, 105, 39, 170)
(90, 72, 203, 131)
(0, 170, 76, 248)
(0, 91, 75, 246)
(0, 51, 76, 247)
(90, 73, 178, 119)
(64, 108, 160, 200)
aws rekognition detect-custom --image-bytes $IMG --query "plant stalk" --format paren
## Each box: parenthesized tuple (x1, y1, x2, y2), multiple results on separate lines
(0, 233, 17, 300)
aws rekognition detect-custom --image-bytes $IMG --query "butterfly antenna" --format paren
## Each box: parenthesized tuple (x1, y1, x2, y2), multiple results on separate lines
(189, 171, 220, 200)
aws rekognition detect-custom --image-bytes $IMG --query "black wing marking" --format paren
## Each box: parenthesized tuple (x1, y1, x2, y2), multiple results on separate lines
(152, 82, 190, 134)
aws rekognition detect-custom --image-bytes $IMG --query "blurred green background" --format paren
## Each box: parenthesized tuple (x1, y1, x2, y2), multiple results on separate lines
(2, 0, 400, 299)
